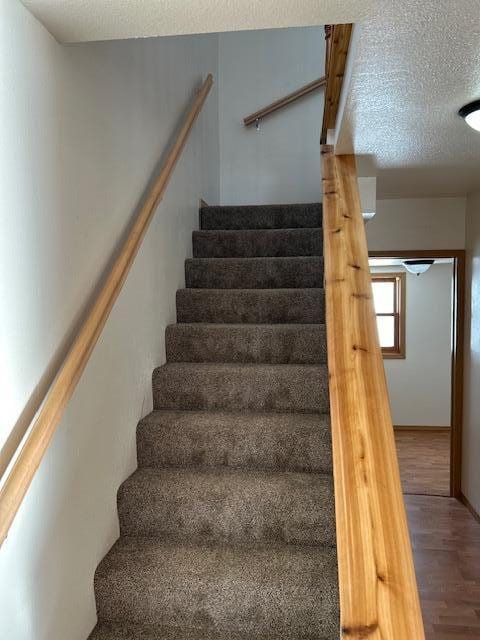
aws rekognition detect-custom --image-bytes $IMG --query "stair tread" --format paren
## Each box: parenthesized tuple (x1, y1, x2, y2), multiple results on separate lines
(176, 288, 325, 324)
(201, 202, 321, 210)
(94, 537, 338, 638)
(154, 362, 329, 372)
(152, 362, 329, 414)
(89, 621, 321, 640)
(166, 322, 326, 364)
(168, 322, 325, 327)
(193, 227, 323, 258)
(137, 409, 332, 474)
(92, 199, 337, 639)
(186, 256, 324, 262)
(118, 467, 334, 545)
(185, 257, 323, 289)
(200, 202, 322, 230)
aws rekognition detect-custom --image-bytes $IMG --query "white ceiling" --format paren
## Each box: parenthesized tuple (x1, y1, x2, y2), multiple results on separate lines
(20, 0, 372, 43)
(21, 0, 480, 198)
(336, 1, 480, 197)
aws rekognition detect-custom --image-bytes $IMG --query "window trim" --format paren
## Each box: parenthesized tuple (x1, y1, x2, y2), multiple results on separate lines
(372, 272, 406, 359)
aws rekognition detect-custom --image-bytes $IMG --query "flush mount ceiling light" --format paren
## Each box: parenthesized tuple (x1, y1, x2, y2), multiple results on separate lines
(459, 100, 480, 132)
(402, 259, 434, 276)
(362, 211, 376, 223)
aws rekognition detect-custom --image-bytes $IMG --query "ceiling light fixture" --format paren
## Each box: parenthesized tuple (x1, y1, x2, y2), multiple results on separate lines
(362, 211, 376, 223)
(402, 259, 434, 276)
(459, 100, 480, 132)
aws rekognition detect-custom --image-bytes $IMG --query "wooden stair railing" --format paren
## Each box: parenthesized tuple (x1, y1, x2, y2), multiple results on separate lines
(321, 24, 352, 144)
(322, 146, 425, 639)
(243, 75, 327, 127)
(243, 22, 352, 137)
(0, 73, 213, 547)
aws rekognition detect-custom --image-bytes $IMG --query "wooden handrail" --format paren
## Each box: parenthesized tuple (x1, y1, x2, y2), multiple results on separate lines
(321, 146, 425, 638)
(321, 24, 352, 144)
(243, 76, 327, 126)
(0, 73, 213, 547)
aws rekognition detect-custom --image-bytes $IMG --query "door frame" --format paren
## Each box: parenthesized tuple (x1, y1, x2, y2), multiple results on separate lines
(369, 249, 465, 498)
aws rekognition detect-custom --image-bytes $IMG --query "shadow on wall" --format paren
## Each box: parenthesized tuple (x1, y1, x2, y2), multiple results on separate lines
(0, 2, 219, 638)
(218, 26, 325, 206)
(377, 166, 479, 199)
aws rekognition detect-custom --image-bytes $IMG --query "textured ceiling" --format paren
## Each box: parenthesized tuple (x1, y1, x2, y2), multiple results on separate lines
(21, 0, 480, 198)
(19, 0, 372, 43)
(336, 0, 480, 197)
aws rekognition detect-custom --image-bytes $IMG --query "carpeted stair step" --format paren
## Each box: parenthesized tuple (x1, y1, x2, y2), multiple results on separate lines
(185, 257, 323, 289)
(89, 195, 339, 640)
(192, 228, 323, 258)
(118, 467, 335, 546)
(88, 622, 252, 640)
(165, 323, 326, 364)
(137, 410, 332, 474)
(176, 288, 324, 324)
(152, 363, 329, 413)
(94, 538, 339, 638)
(200, 203, 322, 230)
(89, 621, 319, 640)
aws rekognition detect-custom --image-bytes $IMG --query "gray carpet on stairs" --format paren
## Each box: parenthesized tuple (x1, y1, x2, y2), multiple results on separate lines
(192, 228, 323, 258)
(185, 256, 324, 289)
(152, 363, 329, 413)
(136, 411, 333, 474)
(89, 202, 339, 640)
(165, 323, 327, 364)
(89, 622, 330, 640)
(200, 203, 322, 230)
(176, 288, 325, 324)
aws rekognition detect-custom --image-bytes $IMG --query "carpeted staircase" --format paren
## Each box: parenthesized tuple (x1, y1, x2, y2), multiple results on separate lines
(88, 202, 339, 640)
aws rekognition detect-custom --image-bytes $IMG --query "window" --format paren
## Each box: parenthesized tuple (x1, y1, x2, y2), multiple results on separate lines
(371, 273, 406, 358)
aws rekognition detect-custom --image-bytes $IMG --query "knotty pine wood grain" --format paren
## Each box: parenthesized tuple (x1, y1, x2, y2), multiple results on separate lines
(321, 24, 352, 144)
(322, 147, 425, 638)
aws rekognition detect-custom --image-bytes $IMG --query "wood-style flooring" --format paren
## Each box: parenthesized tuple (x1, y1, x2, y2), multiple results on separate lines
(396, 430, 480, 637)
(406, 495, 480, 639)
(395, 429, 450, 496)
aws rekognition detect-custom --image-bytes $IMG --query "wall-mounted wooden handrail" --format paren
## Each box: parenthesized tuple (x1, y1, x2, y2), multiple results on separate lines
(243, 75, 327, 127)
(321, 146, 425, 639)
(321, 24, 352, 143)
(0, 73, 213, 547)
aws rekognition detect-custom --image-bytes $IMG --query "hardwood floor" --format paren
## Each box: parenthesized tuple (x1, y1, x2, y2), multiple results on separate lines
(406, 495, 480, 639)
(395, 429, 450, 496)
(394, 428, 480, 636)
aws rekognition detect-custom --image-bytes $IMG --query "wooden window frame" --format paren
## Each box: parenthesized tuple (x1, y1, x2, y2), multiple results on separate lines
(372, 272, 406, 359)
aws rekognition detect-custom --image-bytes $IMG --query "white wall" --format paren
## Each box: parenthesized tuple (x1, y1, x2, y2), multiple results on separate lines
(367, 197, 466, 250)
(218, 26, 325, 205)
(371, 264, 453, 427)
(367, 197, 462, 427)
(463, 191, 480, 513)
(0, 1, 219, 638)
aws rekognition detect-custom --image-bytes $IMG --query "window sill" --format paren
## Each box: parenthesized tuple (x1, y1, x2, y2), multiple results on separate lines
(382, 351, 406, 360)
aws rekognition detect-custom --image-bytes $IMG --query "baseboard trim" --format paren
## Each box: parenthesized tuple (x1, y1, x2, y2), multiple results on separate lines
(394, 425, 451, 432)
(459, 492, 480, 524)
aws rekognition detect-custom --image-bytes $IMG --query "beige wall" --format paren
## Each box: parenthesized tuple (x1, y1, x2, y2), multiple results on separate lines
(371, 264, 453, 427)
(218, 26, 325, 205)
(366, 196, 465, 423)
(0, 1, 219, 638)
(367, 197, 466, 250)
(463, 191, 480, 513)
